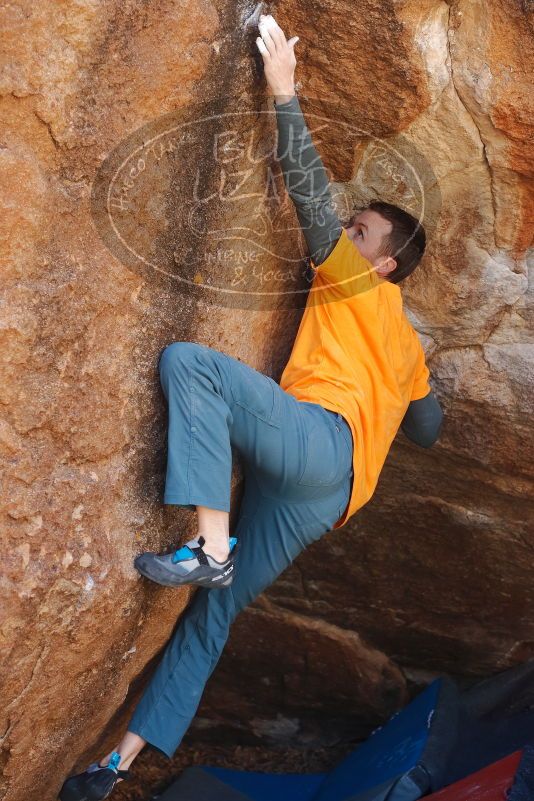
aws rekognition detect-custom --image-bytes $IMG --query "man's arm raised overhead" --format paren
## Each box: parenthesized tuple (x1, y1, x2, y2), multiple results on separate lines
(256, 15, 343, 267)
(274, 95, 344, 267)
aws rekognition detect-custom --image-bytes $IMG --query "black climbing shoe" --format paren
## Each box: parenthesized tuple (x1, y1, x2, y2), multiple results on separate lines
(134, 535, 238, 589)
(58, 751, 131, 801)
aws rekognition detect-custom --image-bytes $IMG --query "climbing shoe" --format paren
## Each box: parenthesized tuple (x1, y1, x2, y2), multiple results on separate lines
(134, 535, 238, 589)
(58, 751, 131, 801)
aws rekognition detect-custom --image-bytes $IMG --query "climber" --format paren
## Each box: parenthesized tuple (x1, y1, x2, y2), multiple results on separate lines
(58, 13, 443, 801)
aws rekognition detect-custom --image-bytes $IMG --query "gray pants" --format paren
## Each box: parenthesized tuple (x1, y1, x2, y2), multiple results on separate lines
(128, 341, 354, 757)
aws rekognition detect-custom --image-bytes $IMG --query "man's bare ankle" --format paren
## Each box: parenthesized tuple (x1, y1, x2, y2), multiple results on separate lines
(197, 537, 230, 561)
(206, 546, 230, 562)
(197, 532, 229, 558)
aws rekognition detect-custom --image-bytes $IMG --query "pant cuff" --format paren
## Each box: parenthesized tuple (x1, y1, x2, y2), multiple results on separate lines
(127, 722, 176, 760)
(163, 494, 231, 513)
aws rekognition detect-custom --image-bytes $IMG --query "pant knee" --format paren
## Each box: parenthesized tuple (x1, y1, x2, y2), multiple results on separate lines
(158, 341, 202, 377)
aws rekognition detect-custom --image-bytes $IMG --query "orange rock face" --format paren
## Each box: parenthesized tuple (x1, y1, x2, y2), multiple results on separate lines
(0, 1, 532, 799)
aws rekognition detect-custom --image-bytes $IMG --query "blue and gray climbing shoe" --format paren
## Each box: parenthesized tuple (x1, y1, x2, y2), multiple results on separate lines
(58, 751, 131, 801)
(134, 535, 238, 589)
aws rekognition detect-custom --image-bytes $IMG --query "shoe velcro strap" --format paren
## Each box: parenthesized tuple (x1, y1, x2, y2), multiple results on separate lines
(191, 545, 209, 565)
(117, 769, 132, 780)
(189, 537, 210, 567)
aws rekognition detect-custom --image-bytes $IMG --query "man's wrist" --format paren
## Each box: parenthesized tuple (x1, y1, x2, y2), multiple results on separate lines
(273, 86, 296, 105)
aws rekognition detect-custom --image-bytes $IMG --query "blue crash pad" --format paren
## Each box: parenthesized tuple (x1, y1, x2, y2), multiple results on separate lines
(170, 676, 459, 801)
(313, 677, 456, 801)
(203, 768, 327, 801)
(161, 660, 534, 801)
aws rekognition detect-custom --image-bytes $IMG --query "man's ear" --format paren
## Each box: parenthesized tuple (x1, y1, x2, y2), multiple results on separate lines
(375, 255, 397, 278)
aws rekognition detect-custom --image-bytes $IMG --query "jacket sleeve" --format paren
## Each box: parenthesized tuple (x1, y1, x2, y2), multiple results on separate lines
(274, 95, 343, 266)
(401, 391, 444, 448)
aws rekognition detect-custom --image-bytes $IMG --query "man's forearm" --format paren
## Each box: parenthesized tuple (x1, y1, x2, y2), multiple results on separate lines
(274, 95, 343, 266)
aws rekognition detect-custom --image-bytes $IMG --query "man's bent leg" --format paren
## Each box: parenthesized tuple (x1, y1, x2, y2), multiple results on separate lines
(157, 341, 316, 512)
(127, 470, 349, 758)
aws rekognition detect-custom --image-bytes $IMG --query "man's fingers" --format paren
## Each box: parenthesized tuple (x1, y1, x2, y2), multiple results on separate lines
(287, 36, 300, 49)
(255, 36, 270, 58)
(260, 14, 288, 50)
(258, 22, 277, 57)
(263, 16, 286, 49)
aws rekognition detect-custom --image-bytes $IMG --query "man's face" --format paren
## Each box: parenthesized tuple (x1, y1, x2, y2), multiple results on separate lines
(344, 209, 397, 277)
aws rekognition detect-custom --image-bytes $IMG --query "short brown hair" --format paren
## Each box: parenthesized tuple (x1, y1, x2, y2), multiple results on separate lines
(356, 201, 426, 284)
